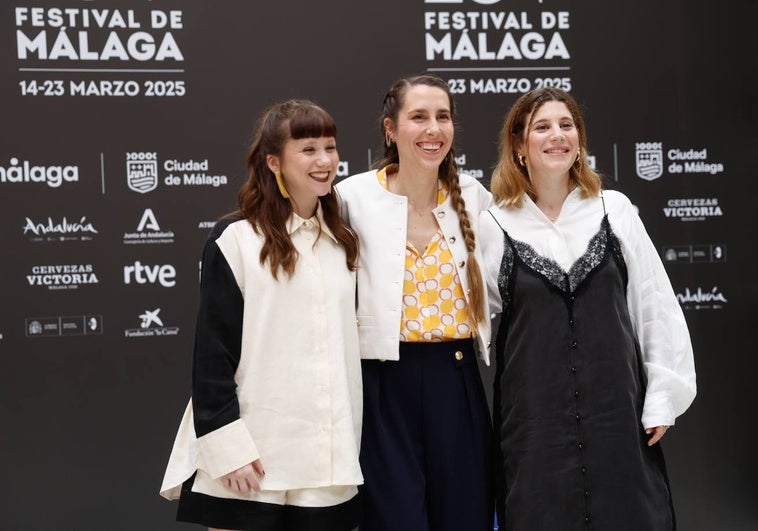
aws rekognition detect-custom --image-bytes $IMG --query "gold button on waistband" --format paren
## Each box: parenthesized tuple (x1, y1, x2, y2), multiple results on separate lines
(454, 351, 463, 360)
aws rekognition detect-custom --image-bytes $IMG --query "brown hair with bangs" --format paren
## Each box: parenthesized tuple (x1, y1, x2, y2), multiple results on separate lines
(236, 99, 358, 278)
(491, 87, 602, 207)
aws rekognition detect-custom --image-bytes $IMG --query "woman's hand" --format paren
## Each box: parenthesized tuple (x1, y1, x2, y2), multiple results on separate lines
(645, 425, 669, 446)
(221, 459, 265, 494)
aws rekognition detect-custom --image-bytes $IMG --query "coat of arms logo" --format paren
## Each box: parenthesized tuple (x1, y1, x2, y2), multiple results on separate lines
(126, 152, 158, 193)
(635, 142, 663, 181)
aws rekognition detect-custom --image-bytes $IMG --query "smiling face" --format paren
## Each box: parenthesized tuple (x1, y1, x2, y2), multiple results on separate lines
(520, 100, 579, 181)
(385, 84, 454, 177)
(267, 135, 338, 217)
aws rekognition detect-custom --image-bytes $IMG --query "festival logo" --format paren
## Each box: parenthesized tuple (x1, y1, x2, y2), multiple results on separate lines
(15, 6, 187, 98)
(423, 0, 573, 96)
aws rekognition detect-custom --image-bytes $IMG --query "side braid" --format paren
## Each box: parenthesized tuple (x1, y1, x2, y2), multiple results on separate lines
(446, 171, 486, 332)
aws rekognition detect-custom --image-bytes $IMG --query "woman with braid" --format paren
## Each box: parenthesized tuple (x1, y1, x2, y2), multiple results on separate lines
(336, 75, 494, 531)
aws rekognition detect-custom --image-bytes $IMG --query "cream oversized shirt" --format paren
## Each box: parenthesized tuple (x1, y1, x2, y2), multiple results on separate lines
(160, 209, 363, 500)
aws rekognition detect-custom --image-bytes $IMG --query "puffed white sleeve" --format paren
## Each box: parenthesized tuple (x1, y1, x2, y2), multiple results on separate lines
(611, 194, 697, 429)
(479, 209, 505, 317)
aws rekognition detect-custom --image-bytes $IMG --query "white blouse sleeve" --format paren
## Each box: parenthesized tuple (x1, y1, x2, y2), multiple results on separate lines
(479, 209, 506, 316)
(610, 193, 697, 429)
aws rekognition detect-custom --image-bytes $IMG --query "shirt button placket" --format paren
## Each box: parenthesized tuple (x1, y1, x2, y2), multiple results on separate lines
(309, 233, 331, 446)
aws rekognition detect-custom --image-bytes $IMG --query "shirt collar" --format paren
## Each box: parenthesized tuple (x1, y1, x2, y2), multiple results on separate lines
(523, 186, 583, 219)
(285, 202, 338, 243)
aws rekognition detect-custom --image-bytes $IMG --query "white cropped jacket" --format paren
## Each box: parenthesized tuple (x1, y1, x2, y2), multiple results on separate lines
(336, 169, 493, 364)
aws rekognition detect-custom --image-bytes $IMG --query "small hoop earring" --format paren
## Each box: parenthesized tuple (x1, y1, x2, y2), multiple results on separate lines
(274, 170, 290, 198)
(517, 153, 526, 167)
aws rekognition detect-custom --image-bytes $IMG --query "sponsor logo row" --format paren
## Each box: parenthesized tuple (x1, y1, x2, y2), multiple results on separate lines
(27, 261, 178, 289)
(16, 278, 728, 344)
(25, 241, 727, 291)
(21, 193, 726, 251)
(0, 143, 723, 190)
(0, 153, 352, 190)
(24, 308, 179, 338)
(662, 244, 726, 264)
(23, 208, 209, 244)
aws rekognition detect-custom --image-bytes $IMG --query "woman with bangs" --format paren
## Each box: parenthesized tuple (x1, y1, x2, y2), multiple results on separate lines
(479, 87, 696, 530)
(337, 75, 494, 531)
(161, 100, 363, 531)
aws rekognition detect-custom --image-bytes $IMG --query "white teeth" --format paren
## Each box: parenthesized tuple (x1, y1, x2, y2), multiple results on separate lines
(310, 172, 329, 179)
(419, 143, 442, 150)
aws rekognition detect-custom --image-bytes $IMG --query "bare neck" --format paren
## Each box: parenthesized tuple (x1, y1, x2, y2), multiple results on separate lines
(289, 197, 318, 219)
(389, 166, 438, 204)
(532, 172, 572, 216)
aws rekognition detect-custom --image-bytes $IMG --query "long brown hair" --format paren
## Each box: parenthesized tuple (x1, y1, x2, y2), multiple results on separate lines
(491, 87, 602, 207)
(236, 99, 358, 279)
(374, 75, 486, 329)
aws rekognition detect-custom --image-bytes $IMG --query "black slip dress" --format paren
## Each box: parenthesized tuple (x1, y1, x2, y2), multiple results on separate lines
(489, 203, 675, 531)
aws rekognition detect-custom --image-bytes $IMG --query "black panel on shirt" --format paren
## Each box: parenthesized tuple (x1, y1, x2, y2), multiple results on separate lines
(192, 217, 246, 438)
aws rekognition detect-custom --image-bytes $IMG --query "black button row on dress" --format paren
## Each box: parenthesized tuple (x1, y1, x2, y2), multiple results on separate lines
(567, 293, 590, 527)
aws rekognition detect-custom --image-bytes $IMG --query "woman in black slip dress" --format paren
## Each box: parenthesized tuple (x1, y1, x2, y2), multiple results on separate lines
(479, 87, 697, 530)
